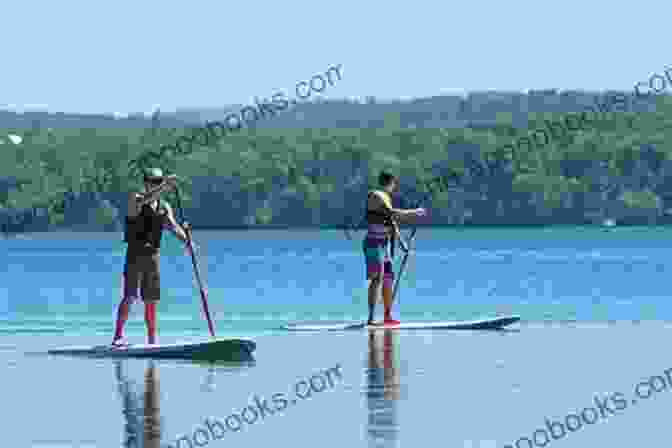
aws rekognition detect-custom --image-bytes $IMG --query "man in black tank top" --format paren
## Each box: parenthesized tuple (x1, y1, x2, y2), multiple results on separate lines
(112, 168, 190, 347)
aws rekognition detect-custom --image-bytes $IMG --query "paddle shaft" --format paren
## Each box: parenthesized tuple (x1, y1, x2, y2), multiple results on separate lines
(390, 194, 425, 288)
(392, 226, 417, 302)
(174, 187, 216, 337)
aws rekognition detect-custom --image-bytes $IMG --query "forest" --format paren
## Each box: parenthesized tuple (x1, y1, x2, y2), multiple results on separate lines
(1, 90, 671, 235)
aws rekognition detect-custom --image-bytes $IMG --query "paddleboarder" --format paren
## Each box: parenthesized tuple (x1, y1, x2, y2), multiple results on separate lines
(364, 172, 425, 325)
(112, 168, 191, 347)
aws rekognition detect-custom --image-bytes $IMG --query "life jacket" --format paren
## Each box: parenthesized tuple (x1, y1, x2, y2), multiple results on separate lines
(365, 190, 396, 258)
(124, 199, 168, 254)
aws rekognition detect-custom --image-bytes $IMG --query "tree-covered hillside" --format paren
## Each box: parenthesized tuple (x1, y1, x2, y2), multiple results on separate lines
(1, 91, 671, 235)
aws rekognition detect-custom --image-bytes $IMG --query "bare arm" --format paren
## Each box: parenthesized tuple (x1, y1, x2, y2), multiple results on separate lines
(127, 177, 178, 218)
(138, 180, 175, 207)
(369, 191, 422, 219)
(162, 202, 188, 243)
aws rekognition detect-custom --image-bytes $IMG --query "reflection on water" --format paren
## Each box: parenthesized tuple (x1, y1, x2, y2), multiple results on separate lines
(201, 366, 217, 392)
(115, 360, 162, 448)
(114, 359, 256, 447)
(365, 329, 400, 448)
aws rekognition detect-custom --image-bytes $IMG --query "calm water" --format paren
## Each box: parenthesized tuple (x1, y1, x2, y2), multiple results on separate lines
(2, 227, 672, 447)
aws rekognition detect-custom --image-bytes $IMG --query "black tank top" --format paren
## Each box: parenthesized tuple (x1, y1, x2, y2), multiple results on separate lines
(124, 200, 167, 254)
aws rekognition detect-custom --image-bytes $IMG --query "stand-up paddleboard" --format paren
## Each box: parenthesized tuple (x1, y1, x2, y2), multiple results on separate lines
(48, 338, 256, 362)
(282, 315, 520, 331)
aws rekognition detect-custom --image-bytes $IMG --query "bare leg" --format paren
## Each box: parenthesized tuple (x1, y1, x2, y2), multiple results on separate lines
(383, 283, 394, 320)
(114, 273, 133, 344)
(367, 277, 382, 324)
(113, 297, 131, 342)
(382, 269, 399, 324)
(145, 302, 157, 345)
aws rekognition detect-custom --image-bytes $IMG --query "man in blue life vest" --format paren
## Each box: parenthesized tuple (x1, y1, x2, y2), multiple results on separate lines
(112, 168, 191, 347)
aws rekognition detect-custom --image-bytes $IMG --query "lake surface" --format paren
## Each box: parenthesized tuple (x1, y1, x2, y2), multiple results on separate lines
(2, 227, 672, 447)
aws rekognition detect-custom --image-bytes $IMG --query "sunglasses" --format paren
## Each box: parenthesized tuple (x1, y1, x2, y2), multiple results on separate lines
(144, 178, 164, 186)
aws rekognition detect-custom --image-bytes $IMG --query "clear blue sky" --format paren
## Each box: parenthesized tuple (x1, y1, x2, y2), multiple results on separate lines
(1, 0, 670, 114)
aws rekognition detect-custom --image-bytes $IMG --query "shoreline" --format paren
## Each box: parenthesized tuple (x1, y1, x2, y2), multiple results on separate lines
(5, 222, 672, 236)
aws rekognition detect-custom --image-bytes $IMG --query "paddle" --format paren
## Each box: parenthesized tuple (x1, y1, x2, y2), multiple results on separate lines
(174, 186, 217, 338)
(391, 225, 418, 302)
(390, 191, 428, 302)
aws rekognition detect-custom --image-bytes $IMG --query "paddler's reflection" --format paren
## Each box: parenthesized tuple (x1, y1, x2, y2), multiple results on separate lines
(114, 360, 162, 448)
(365, 329, 400, 446)
(114, 361, 248, 448)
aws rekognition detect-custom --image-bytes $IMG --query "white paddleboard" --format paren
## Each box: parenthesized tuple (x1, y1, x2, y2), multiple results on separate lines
(48, 338, 256, 361)
(282, 315, 520, 331)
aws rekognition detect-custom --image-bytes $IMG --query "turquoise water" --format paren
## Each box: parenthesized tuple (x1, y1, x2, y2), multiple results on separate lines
(2, 227, 671, 336)
(3, 227, 672, 448)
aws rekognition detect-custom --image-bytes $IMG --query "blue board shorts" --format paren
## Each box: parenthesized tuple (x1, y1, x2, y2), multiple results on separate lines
(362, 235, 394, 288)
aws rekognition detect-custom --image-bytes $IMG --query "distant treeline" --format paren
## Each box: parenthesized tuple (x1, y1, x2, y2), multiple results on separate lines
(1, 91, 671, 235)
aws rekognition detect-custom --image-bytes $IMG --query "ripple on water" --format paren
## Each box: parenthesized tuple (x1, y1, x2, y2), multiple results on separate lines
(6, 358, 19, 368)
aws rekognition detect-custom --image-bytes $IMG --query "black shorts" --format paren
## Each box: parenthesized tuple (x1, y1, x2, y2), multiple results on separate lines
(123, 250, 160, 302)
